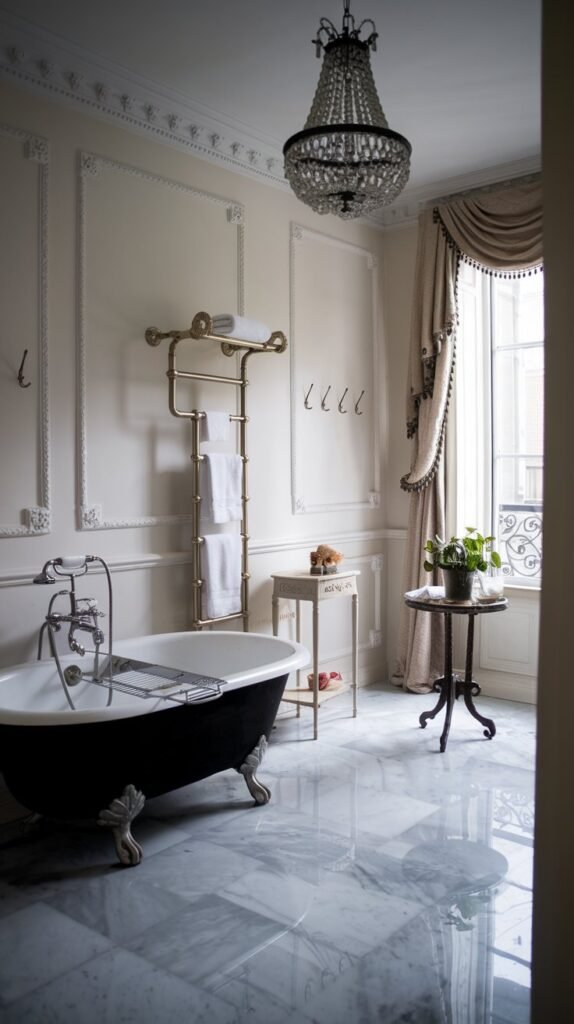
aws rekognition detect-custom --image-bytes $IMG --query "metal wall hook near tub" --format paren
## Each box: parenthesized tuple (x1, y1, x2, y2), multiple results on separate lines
(338, 387, 349, 413)
(355, 390, 365, 415)
(17, 349, 31, 388)
(304, 383, 314, 409)
(321, 385, 331, 411)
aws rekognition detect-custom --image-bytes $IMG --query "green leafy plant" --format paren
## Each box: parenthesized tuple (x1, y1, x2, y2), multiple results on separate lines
(424, 527, 502, 574)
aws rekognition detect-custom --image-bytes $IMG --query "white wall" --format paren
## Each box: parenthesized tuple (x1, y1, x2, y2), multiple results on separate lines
(0, 81, 390, 705)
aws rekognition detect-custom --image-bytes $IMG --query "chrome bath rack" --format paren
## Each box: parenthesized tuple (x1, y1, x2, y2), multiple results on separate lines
(89, 655, 224, 705)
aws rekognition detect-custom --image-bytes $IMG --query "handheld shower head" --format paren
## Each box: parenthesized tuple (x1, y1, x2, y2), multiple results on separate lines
(33, 561, 58, 584)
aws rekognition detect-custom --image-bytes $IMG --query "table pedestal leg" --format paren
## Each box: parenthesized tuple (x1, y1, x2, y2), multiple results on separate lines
(438, 614, 455, 752)
(418, 614, 455, 752)
(459, 616, 496, 739)
(295, 599, 301, 718)
(352, 592, 358, 718)
(312, 599, 319, 740)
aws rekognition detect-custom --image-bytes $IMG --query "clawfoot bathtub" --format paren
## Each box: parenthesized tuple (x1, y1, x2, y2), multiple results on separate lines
(0, 631, 308, 865)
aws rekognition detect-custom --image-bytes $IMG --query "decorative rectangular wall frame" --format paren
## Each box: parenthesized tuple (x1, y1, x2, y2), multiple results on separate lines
(77, 152, 244, 530)
(478, 590, 539, 677)
(0, 124, 50, 536)
(289, 223, 380, 514)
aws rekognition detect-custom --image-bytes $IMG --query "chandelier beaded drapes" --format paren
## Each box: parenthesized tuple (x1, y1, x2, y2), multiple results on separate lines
(283, 1, 411, 219)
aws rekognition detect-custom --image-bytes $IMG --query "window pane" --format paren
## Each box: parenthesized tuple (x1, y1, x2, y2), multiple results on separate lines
(493, 346, 544, 460)
(492, 274, 544, 346)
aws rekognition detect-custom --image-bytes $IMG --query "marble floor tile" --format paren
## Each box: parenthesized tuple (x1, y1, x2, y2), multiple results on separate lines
(0, 682, 536, 1023)
(0, 903, 111, 1006)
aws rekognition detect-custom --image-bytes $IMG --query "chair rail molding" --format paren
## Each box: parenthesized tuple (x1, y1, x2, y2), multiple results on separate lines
(76, 151, 245, 530)
(0, 122, 51, 537)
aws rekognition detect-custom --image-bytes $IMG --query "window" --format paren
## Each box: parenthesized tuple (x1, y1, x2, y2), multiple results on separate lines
(454, 264, 544, 586)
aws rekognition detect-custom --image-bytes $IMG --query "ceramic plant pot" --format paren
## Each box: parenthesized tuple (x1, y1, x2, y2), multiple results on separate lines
(443, 568, 475, 602)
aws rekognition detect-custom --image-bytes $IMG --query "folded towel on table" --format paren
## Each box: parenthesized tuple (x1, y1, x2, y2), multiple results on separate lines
(202, 533, 242, 620)
(405, 586, 445, 601)
(211, 314, 271, 343)
(200, 410, 231, 443)
(200, 453, 243, 524)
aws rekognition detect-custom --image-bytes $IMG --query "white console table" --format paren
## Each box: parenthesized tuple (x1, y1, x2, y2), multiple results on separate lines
(271, 570, 359, 739)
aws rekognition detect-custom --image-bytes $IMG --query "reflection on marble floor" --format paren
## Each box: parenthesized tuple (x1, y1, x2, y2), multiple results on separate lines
(0, 682, 535, 1023)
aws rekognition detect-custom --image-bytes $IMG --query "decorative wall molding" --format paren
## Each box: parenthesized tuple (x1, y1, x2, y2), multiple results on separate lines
(0, 18, 541, 234)
(0, 122, 51, 537)
(76, 151, 245, 529)
(0, 531, 392, 586)
(316, 551, 384, 660)
(289, 222, 380, 514)
(0, 19, 287, 192)
(0, 14, 540, 234)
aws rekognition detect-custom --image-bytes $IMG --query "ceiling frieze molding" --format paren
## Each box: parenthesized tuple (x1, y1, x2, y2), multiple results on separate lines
(0, 18, 289, 191)
(0, 15, 541, 234)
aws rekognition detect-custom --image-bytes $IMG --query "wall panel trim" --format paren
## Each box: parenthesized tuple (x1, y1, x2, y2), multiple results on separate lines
(0, 122, 51, 536)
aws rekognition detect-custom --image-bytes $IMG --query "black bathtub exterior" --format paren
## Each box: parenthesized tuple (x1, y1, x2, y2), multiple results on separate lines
(0, 674, 288, 818)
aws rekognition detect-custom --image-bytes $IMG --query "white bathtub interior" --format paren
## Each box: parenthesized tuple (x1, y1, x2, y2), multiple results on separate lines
(0, 631, 309, 725)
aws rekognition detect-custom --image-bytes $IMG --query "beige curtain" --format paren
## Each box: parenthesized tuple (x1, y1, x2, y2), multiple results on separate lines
(394, 178, 543, 693)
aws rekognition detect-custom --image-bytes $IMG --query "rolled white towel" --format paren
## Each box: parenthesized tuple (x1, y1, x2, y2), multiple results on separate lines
(211, 314, 271, 344)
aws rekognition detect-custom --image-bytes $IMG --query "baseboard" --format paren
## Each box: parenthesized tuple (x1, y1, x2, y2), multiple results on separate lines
(459, 667, 537, 705)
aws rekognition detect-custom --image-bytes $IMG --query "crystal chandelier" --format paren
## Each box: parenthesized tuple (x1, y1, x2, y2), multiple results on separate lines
(283, 0, 411, 219)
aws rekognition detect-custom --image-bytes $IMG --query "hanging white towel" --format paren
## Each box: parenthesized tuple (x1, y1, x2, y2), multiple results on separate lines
(200, 453, 243, 524)
(201, 411, 231, 443)
(203, 533, 242, 620)
(211, 314, 271, 344)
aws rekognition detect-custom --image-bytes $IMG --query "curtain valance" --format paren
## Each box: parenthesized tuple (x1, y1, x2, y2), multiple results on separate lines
(401, 177, 542, 493)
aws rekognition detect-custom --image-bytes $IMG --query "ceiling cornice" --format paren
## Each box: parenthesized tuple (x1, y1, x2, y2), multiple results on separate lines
(0, 11, 541, 233)
(0, 11, 289, 189)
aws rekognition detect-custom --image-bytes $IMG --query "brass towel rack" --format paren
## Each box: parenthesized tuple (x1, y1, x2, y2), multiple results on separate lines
(145, 312, 287, 630)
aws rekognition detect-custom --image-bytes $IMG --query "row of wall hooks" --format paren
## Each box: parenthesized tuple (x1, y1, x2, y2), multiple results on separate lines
(304, 384, 365, 415)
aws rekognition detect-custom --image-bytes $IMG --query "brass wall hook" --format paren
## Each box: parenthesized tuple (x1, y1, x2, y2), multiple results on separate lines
(355, 389, 365, 414)
(18, 349, 31, 388)
(321, 385, 331, 411)
(338, 387, 349, 413)
(304, 383, 314, 409)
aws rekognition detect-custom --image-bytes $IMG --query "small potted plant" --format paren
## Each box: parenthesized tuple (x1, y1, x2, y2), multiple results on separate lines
(423, 528, 502, 602)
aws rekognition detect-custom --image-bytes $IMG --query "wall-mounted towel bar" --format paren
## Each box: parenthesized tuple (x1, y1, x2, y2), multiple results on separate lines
(145, 311, 287, 631)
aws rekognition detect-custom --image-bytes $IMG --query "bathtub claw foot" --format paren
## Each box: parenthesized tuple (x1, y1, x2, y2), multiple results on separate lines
(97, 784, 145, 866)
(19, 812, 44, 836)
(237, 735, 272, 805)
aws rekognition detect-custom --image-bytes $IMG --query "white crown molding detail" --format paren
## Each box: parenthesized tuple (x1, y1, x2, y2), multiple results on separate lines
(289, 223, 380, 515)
(0, 17, 542, 236)
(0, 17, 288, 192)
(0, 122, 51, 538)
(77, 151, 245, 530)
